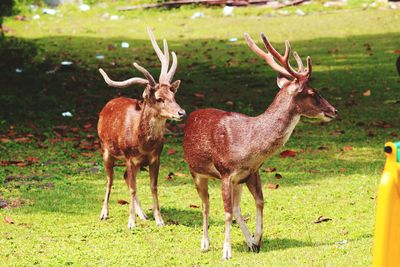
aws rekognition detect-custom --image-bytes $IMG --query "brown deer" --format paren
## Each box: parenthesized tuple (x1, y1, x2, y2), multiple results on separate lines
(98, 28, 185, 229)
(183, 33, 337, 259)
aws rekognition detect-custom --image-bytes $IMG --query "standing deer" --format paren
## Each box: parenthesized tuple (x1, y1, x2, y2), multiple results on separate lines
(98, 28, 185, 228)
(183, 33, 337, 259)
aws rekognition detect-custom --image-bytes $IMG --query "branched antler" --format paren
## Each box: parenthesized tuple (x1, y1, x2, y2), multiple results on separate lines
(99, 28, 178, 89)
(244, 33, 312, 80)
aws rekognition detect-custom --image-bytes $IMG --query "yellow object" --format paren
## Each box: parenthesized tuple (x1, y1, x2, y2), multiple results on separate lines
(373, 142, 400, 267)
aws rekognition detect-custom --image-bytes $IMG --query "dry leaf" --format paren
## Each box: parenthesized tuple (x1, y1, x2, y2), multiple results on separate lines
(118, 200, 128, 205)
(165, 172, 174, 180)
(263, 167, 276, 173)
(167, 149, 177, 155)
(280, 150, 296, 158)
(174, 172, 186, 177)
(81, 152, 94, 157)
(362, 90, 371, 96)
(341, 146, 353, 152)
(266, 183, 279, 189)
(194, 93, 205, 98)
(13, 137, 31, 143)
(275, 173, 282, 179)
(314, 216, 332, 223)
(4, 216, 14, 224)
(189, 204, 199, 208)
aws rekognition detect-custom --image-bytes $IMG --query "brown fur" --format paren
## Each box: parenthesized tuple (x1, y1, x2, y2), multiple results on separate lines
(183, 34, 337, 259)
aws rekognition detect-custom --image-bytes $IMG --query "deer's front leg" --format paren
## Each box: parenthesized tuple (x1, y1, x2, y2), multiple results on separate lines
(149, 157, 164, 226)
(246, 172, 264, 249)
(125, 159, 139, 229)
(222, 176, 233, 260)
(100, 149, 115, 220)
(193, 173, 210, 252)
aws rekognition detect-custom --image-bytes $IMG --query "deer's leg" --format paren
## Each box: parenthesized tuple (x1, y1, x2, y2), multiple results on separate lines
(193, 173, 210, 252)
(149, 157, 164, 226)
(232, 183, 259, 252)
(124, 170, 147, 220)
(134, 195, 147, 221)
(246, 171, 264, 249)
(100, 149, 115, 220)
(125, 159, 139, 229)
(222, 176, 233, 260)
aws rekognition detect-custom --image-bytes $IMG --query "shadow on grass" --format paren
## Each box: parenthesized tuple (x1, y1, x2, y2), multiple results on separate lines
(233, 232, 374, 253)
(1, 31, 400, 212)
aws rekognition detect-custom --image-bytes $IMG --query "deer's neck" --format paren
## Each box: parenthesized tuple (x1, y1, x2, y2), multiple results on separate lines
(138, 102, 166, 143)
(251, 91, 300, 154)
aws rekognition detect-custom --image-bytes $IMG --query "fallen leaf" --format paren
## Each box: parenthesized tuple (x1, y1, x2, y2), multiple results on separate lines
(339, 168, 347, 173)
(189, 204, 199, 208)
(81, 152, 94, 157)
(314, 216, 332, 223)
(83, 122, 92, 129)
(13, 137, 31, 143)
(393, 50, 400, 54)
(275, 173, 282, 179)
(26, 157, 39, 164)
(15, 15, 26, 21)
(70, 153, 78, 159)
(118, 200, 128, 205)
(266, 183, 279, 189)
(174, 172, 186, 177)
(4, 216, 14, 224)
(280, 150, 296, 158)
(0, 138, 11, 143)
(194, 93, 205, 98)
(305, 170, 321, 173)
(167, 149, 177, 155)
(389, 132, 399, 137)
(165, 172, 174, 180)
(318, 145, 329, 150)
(333, 129, 345, 136)
(263, 167, 276, 173)
(372, 120, 392, 128)
(341, 146, 353, 152)
(362, 90, 371, 96)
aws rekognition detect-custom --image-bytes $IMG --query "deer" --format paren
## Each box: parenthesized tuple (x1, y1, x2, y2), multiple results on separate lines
(97, 28, 185, 229)
(182, 33, 337, 259)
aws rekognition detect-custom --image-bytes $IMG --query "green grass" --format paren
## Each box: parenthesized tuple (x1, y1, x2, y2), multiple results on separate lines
(1, 2, 400, 266)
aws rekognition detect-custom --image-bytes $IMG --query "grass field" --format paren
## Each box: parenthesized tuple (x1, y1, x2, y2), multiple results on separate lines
(1, 2, 400, 266)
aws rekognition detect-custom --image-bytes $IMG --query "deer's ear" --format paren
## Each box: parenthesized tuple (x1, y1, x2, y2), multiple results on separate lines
(170, 80, 181, 93)
(277, 75, 291, 89)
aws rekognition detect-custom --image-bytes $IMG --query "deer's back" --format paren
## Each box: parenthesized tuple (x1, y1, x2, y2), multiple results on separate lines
(98, 97, 142, 157)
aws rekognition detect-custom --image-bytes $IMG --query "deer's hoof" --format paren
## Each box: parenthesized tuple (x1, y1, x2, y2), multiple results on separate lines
(201, 237, 210, 252)
(99, 210, 108, 221)
(248, 243, 261, 253)
(222, 242, 232, 260)
(127, 219, 136, 229)
(155, 217, 165, 226)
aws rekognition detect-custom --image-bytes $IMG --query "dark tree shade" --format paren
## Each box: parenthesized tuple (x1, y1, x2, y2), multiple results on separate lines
(0, 0, 14, 17)
(397, 56, 400, 76)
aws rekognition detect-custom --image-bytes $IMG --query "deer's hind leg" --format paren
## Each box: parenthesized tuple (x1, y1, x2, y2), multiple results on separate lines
(232, 183, 259, 252)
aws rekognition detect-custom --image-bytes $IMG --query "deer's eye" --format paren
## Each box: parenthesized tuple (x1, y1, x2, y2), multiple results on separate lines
(156, 98, 164, 103)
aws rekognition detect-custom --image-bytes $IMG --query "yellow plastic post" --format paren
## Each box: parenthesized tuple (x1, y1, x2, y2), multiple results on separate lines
(373, 142, 400, 267)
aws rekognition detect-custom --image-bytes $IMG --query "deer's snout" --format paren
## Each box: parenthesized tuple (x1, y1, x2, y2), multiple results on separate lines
(178, 109, 186, 119)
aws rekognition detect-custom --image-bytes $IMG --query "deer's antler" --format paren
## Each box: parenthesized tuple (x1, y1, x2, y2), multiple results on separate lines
(147, 27, 177, 84)
(244, 33, 312, 80)
(99, 68, 150, 88)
